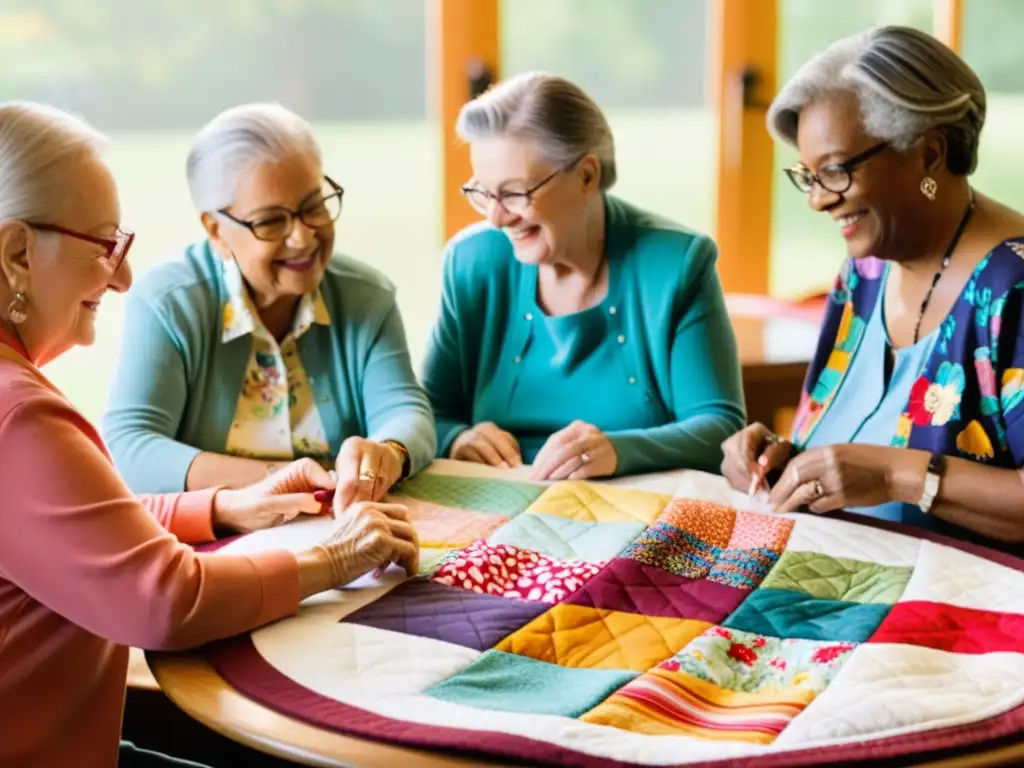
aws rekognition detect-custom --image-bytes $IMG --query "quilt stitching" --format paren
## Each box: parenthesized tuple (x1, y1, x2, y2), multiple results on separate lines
(394, 473, 544, 515)
(486, 512, 645, 562)
(762, 550, 914, 604)
(525, 481, 673, 525)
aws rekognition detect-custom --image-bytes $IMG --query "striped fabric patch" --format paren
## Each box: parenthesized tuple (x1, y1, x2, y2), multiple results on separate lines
(580, 668, 815, 742)
(707, 547, 780, 590)
(622, 523, 722, 579)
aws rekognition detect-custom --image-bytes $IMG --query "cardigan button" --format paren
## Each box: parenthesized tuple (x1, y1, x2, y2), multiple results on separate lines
(617, 334, 626, 344)
(628, 376, 637, 385)
(513, 355, 522, 364)
(609, 306, 617, 315)
(525, 312, 534, 321)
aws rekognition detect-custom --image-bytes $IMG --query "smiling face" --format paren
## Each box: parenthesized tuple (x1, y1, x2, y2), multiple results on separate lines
(0, 149, 132, 363)
(204, 152, 336, 307)
(466, 136, 599, 266)
(794, 91, 937, 262)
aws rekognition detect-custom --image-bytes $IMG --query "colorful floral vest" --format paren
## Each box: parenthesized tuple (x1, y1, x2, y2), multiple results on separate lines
(792, 239, 1024, 472)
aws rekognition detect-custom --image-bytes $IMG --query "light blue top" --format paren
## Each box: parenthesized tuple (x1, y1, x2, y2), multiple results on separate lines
(100, 241, 436, 494)
(805, 265, 938, 525)
(420, 195, 746, 476)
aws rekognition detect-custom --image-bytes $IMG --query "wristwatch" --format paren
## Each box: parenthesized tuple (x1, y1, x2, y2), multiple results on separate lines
(918, 452, 946, 514)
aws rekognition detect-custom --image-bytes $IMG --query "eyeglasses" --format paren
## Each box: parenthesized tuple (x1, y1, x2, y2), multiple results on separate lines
(461, 156, 583, 216)
(218, 176, 344, 242)
(784, 142, 890, 195)
(30, 223, 135, 271)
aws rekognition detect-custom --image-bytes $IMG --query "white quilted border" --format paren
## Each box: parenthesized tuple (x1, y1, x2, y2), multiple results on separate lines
(899, 540, 1024, 612)
(784, 513, 921, 567)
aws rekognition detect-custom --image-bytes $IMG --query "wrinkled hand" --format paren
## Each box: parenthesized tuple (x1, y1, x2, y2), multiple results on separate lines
(214, 458, 335, 534)
(334, 437, 404, 512)
(450, 422, 522, 468)
(721, 423, 794, 496)
(530, 421, 617, 481)
(768, 444, 897, 514)
(312, 501, 420, 585)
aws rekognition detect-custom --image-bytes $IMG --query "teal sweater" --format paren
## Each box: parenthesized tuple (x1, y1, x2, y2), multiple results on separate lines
(421, 195, 746, 476)
(100, 241, 435, 494)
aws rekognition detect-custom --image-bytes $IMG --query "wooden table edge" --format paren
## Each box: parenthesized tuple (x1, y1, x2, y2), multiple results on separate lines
(146, 652, 513, 768)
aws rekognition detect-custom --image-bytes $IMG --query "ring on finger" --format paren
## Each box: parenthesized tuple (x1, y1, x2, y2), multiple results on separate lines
(765, 433, 783, 445)
(581, 452, 591, 465)
(810, 480, 825, 499)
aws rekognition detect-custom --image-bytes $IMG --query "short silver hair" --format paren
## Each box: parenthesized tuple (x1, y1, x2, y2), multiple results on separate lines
(0, 101, 107, 223)
(768, 26, 986, 175)
(186, 102, 322, 212)
(456, 72, 617, 190)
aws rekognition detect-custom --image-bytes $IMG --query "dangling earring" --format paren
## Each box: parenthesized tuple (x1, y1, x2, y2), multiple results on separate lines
(7, 292, 28, 325)
(920, 176, 938, 201)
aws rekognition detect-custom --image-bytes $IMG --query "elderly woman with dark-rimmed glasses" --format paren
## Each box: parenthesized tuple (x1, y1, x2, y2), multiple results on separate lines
(720, 26, 1024, 552)
(102, 102, 435, 514)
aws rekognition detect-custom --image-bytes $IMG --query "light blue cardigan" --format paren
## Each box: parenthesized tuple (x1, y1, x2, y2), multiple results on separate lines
(101, 240, 436, 494)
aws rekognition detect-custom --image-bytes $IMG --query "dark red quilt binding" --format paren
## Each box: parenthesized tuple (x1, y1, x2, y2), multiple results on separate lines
(190, 512, 1024, 767)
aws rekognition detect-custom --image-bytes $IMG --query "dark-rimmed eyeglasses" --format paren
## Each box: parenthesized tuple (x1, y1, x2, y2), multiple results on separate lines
(218, 175, 344, 242)
(784, 142, 890, 195)
(461, 155, 584, 216)
(30, 223, 134, 271)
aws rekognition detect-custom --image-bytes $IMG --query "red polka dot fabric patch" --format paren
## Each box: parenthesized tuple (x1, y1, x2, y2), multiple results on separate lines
(431, 540, 605, 605)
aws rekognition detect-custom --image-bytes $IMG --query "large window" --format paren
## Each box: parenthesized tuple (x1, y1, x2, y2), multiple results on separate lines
(1, 2, 436, 421)
(770, 0, 934, 300)
(502, 0, 715, 237)
(963, 0, 1024, 219)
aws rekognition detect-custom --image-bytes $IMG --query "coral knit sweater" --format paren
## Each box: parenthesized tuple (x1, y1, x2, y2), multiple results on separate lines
(0, 332, 301, 767)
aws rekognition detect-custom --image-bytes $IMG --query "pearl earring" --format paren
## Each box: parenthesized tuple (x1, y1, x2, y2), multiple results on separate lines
(7, 292, 28, 325)
(920, 176, 938, 201)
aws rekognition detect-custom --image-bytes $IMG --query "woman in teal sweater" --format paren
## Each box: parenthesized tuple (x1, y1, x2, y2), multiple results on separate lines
(422, 73, 745, 481)
(101, 103, 434, 500)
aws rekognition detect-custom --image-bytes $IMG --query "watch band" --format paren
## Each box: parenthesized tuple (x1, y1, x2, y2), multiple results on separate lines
(918, 452, 946, 514)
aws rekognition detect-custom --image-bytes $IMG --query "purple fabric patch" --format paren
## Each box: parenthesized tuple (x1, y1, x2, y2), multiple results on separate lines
(563, 557, 747, 623)
(341, 580, 549, 651)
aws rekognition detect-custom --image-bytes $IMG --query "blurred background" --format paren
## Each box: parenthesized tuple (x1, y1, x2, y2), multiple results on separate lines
(0, 0, 1020, 420)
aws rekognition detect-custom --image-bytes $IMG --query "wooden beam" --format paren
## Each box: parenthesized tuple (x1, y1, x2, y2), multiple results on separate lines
(709, 0, 777, 295)
(933, 0, 964, 54)
(432, 0, 500, 244)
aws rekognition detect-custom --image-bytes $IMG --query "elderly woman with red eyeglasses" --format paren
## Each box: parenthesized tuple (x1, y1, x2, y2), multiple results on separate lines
(0, 102, 419, 768)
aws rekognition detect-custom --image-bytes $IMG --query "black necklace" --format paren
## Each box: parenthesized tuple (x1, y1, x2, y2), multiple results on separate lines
(912, 192, 976, 343)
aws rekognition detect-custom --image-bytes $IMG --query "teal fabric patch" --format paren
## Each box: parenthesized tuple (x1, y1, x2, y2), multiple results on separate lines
(723, 587, 892, 644)
(394, 474, 544, 516)
(486, 513, 646, 562)
(425, 650, 637, 717)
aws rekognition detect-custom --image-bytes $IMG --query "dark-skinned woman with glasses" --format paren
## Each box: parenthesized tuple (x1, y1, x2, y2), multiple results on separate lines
(421, 72, 746, 482)
(102, 103, 435, 522)
(720, 26, 1024, 552)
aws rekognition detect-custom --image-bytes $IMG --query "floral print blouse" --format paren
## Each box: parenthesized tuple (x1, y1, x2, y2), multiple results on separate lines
(790, 239, 1024, 547)
(221, 258, 332, 463)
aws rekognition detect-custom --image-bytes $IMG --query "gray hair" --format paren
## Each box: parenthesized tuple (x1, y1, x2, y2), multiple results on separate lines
(768, 26, 986, 175)
(0, 101, 107, 223)
(186, 102, 322, 212)
(456, 72, 617, 190)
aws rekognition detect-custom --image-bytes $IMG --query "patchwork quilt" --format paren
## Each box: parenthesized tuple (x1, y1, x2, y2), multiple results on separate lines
(195, 461, 1024, 767)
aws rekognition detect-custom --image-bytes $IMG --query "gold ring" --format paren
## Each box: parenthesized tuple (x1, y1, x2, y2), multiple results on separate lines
(360, 470, 377, 482)
(811, 480, 825, 499)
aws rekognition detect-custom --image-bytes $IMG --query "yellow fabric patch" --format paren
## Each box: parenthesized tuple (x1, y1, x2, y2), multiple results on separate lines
(526, 481, 671, 525)
(495, 603, 708, 672)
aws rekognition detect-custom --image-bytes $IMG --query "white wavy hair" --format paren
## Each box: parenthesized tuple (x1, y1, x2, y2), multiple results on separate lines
(456, 71, 618, 190)
(186, 102, 322, 212)
(0, 101, 107, 223)
(768, 26, 986, 175)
